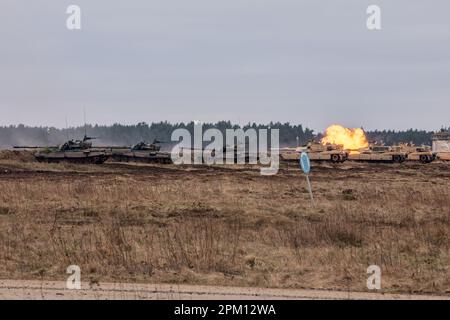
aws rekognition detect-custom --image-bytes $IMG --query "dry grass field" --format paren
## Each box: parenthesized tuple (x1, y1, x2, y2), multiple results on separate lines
(0, 151, 448, 295)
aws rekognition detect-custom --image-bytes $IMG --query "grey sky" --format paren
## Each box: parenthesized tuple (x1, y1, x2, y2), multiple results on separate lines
(0, 0, 449, 132)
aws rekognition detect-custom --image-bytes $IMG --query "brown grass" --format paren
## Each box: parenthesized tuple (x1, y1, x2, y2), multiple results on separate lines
(0, 159, 448, 294)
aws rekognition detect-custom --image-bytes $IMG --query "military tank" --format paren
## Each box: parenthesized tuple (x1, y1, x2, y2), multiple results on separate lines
(182, 144, 259, 164)
(108, 140, 173, 164)
(279, 147, 300, 162)
(280, 142, 348, 163)
(348, 145, 407, 163)
(307, 142, 348, 162)
(432, 129, 450, 161)
(214, 145, 257, 163)
(14, 135, 110, 164)
(398, 144, 436, 163)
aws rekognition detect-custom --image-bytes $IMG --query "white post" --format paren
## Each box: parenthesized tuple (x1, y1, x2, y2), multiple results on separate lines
(306, 174, 314, 205)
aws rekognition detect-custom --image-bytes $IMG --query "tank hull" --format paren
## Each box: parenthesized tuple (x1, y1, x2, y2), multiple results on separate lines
(348, 153, 406, 163)
(35, 151, 109, 164)
(280, 150, 347, 163)
(110, 151, 173, 164)
(436, 152, 450, 161)
(406, 152, 435, 163)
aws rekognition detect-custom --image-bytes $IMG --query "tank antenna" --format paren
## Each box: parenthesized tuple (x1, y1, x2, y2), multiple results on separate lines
(83, 107, 87, 138)
(65, 116, 70, 140)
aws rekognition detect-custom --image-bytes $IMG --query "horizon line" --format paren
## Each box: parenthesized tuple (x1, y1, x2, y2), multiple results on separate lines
(0, 121, 448, 134)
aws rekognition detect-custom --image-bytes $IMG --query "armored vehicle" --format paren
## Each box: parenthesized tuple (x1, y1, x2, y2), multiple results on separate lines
(109, 140, 172, 164)
(436, 152, 450, 161)
(14, 135, 110, 164)
(215, 145, 257, 163)
(348, 145, 407, 163)
(280, 142, 348, 163)
(307, 142, 348, 162)
(176, 144, 260, 164)
(279, 147, 305, 162)
(398, 145, 435, 163)
(432, 129, 450, 161)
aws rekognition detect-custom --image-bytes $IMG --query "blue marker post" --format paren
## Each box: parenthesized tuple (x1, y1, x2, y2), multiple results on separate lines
(300, 152, 314, 205)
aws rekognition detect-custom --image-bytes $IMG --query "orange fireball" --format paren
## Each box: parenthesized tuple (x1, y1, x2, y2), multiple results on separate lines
(321, 125, 369, 150)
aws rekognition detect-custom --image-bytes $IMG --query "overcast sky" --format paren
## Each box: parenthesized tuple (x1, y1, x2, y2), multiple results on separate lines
(0, 0, 449, 132)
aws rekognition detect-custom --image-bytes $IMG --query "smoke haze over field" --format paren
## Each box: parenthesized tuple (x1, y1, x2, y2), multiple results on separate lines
(0, 1, 449, 131)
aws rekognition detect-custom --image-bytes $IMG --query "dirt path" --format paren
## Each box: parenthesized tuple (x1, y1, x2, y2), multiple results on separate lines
(0, 280, 448, 300)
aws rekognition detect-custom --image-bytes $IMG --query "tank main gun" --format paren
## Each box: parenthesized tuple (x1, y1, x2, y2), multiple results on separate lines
(108, 138, 172, 164)
(13, 145, 58, 149)
(14, 135, 99, 152)
(82, 135, 98, 141)
(132, 140, 161, 151)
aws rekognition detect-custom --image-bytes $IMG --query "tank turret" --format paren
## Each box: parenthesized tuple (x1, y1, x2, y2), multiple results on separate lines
(109, 139, 172, 164)
(14, 135, 109, 164)
(280, 141, 347, 163)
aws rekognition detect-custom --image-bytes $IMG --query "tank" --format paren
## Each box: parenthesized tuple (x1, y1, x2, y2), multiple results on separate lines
(35, 148, 110, 164)
(218, 145, 256, 163)
(109, 140, 173, 164)
(14, 135, 110, 164)
(279, 147, 302, 162)
(178, 144, 258, 164)
(348, 145, 407, 163)
(432, 129, 450, 161)
(436, 152, 450, 161)
(280, 142, 348, 163)
(307, 142, 348, 162)
(398, 144, 436, 163)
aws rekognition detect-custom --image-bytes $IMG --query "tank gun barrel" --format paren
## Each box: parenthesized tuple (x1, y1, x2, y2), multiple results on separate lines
(152, 139, 167, 144)
(13, 146, 57, 149)
(346, 148, 364, 152)
(93, 146, 131, 149)
(83, 136, 98, 141)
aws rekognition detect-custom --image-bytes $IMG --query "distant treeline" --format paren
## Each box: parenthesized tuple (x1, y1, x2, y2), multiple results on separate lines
(0, 122, 446, 148)
(365, 130, 439, 146)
